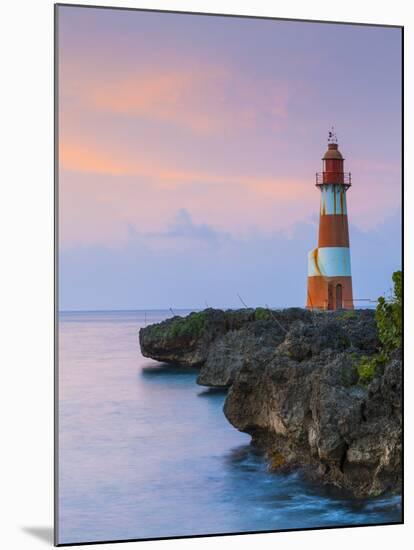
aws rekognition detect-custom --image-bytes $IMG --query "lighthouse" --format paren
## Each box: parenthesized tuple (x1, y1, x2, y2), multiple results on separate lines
(306, 129, 354, 310)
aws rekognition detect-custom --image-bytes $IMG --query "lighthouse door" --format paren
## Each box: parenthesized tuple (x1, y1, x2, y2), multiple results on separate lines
(327, 284, 334, 310)
(336, 284, 343, 309)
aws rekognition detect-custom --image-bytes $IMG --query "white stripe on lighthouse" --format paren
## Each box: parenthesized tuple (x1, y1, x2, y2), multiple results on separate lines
(320, 185, 348, 215)
(308, 247, 351, 277)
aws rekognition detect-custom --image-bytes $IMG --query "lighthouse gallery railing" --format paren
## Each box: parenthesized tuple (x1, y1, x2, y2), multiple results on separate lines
(315, 172, 352, 186)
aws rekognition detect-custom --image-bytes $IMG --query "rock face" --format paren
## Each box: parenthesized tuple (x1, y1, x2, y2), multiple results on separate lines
(139, 307, 402, 497)
(139, 309, 229, 367)
(223, 315, 402, 497)
(197, 321, 286, 387)
(139, 307, 311, 374)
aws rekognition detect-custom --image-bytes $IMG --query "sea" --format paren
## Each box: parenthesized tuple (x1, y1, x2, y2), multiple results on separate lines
(57, 309, 401, 544)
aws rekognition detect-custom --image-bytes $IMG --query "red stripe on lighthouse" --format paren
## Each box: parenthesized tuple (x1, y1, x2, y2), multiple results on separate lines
(318, 215, 349, 247)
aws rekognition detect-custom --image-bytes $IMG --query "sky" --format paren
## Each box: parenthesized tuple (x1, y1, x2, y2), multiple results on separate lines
(58, 6, 402, 311)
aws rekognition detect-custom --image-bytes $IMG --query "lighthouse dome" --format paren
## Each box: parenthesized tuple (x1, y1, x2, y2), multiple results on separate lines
(323, 143, 344, 160)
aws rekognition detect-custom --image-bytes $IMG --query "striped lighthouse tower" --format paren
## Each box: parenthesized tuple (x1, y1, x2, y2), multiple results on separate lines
(306, 129, 354, 310)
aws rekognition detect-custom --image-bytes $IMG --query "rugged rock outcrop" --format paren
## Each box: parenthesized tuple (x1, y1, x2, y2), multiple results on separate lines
(223, 316, 401, 497)
(139, 307, 311, 373)
(139, 307, 402, 497)
(197, 320, 286, 387)
(139, 309, 229, 367)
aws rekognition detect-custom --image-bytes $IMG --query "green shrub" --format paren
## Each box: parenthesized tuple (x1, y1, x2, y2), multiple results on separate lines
(375, 270, 402, 354)
(255, 307, 271, 321)
(356, 353, 387, 385)
(168, 311, 206, 338)
(356, 270, 402, 385)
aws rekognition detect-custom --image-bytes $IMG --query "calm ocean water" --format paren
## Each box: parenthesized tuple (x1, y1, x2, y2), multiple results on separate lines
(58, 310, 401, 544)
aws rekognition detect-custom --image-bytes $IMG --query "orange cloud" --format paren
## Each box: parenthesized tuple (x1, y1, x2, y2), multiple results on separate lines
(88, 69, 223, 133)
(59, 142, 134, 176)
(61, 59, 289, 136)
(59, 140, 310, 199)
(58, 139, 316, 247)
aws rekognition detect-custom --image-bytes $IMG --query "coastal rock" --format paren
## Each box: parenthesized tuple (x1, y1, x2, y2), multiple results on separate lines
(223, 315, 401, 497)
(331, 309, 380, 353)
(197, 321, 285, 387)
(139, 307, 312, 369)
(139, 306, 400, 496)
(139, 309, 229, 366)
(278, 318, 350, 360)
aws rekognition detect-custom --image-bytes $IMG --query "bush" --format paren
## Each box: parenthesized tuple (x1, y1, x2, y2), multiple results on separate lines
(255, 307, 271, 321)
(375, 270, 402, 354)
(148, 311, 207, 340)
(356, 353, 387, 385)
(356, 271, 402, 385)
(168, 311, 206, 338)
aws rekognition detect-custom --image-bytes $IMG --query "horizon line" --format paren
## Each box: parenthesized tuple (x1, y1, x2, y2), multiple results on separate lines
(57, 303, 377, 314)
(58, 305, 299, 314)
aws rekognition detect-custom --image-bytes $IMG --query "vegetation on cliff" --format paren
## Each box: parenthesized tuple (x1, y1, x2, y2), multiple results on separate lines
(356, 270, 402, 384)
(168, 311, 207, 338)
(376, 270, 402, 353)
(254, 307, 272, 321)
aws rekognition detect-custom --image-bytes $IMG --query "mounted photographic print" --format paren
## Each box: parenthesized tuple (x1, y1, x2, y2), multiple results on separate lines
(55, 3, 403, 546)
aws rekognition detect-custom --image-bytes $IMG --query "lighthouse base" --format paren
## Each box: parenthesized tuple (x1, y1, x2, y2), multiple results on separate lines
(306, 276, 354, 310)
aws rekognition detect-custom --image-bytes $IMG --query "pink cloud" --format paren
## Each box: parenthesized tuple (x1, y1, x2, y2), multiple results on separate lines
(60, 142, 134, 176)
(59, 140, 310, 195)
(58, 139, 315, 247)
(60, 58, 289, 136)
(59, 171, 314, 249)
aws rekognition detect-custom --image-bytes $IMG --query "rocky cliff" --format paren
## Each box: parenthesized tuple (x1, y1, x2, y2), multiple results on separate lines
(139, 307, 310, 376)
(139, 308, 402, 497)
